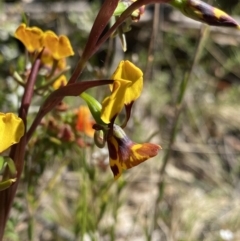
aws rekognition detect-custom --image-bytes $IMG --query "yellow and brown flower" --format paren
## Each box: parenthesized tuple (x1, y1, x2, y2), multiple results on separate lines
(107, 125, 161, 180)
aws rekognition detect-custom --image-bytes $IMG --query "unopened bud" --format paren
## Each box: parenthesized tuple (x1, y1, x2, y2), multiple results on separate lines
(170, 0, 240, 28)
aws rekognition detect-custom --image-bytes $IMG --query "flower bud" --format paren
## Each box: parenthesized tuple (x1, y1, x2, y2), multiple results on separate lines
(80, 92, 105, 125)
(170, 0, 240, 28)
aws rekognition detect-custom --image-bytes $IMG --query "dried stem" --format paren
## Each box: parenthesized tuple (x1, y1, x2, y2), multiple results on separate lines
(149, 25, 210, 237)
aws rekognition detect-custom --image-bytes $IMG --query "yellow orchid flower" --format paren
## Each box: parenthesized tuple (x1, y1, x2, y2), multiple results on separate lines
(42, 31, 74, 60)
(101, 60, 143, 124)
(107, 125, 161, 180)
(15, 24, 74, 61)
(0, 113, 25, 153)
(14, 23, 44, 53)
(81, 61, 160, 179)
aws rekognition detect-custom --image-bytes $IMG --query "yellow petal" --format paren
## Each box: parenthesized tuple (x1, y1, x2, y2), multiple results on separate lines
(101, 61, 143, 124)
(101, 80, 131, 124)
(14, 23, 43, 53)
(57, 58, 67, 70)
(42, 31, 74, 60)
(111, 60, 143, 104)
(0, 113, 25, 153)
(40, 47, 54, 68)
(52, 75, 67, 89)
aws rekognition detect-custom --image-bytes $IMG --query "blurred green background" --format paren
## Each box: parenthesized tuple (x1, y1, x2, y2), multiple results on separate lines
(1, 0, 240, 240)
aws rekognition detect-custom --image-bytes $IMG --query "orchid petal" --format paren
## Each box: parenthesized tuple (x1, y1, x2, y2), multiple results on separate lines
(0, 113, 25, 153)
(42, 31, 74, 60)
(14, 23, 43, 53)
(107, 125, 161, 179)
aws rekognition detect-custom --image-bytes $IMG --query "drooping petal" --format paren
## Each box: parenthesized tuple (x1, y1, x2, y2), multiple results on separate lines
(111, 60, 143, 104)
(101, 60, 143, 124)
(0, 113, 25, 153)
(107, 125, 161, 179)
(42, 31, 74, 60)
(76, 106, 95, 137)
(101, 79, 131, 124)
(14, 23, 44, 53)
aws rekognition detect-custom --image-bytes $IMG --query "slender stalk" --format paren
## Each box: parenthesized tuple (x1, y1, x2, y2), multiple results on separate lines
(145, 3, 161, 80)
(68, 0, 119, 85)
(0, 55, 42, 239)
(93, 0, 171, 59)
(19, 57, 42, 119)
(150, 25, 209, 235)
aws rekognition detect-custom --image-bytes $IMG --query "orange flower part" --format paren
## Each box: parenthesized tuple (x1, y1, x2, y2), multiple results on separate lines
(14, 23, 44, 53)
(76, 106, 95, 137)
(42, 31, 74, 60)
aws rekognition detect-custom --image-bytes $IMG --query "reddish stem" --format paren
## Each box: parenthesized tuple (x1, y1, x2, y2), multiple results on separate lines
(92, 0, 171, 58)
(26, 80, 114, 142)
(0, 54, 42, 240)
(68, 0, 119, 84)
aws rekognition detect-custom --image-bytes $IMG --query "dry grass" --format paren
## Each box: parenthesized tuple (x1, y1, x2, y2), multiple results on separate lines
(1, 1, 240, 241)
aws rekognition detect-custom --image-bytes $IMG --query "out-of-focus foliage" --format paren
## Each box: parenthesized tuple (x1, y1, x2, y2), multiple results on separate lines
(1, 0, 240, 240)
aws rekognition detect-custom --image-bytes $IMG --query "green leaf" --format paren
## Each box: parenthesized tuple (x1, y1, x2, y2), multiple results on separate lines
(80, 92, 106, 125)
(0, 178, 16, 191)
(113, 2, 129, 16)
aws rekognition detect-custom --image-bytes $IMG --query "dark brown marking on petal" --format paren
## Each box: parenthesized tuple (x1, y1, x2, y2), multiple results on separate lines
(107, 139, 118, 160)
(112, 125, 133, 163)
(118, 143, 132, 163)
(121, 102, 134, 128)
(111, 164, 120, 177)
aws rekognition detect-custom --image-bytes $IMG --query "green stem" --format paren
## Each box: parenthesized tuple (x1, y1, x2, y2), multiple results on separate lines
(151, 25, 209, 234)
